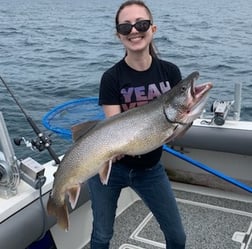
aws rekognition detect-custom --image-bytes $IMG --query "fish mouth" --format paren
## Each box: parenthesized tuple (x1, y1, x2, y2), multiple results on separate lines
(187, 76, 213, 118)
(191, 82, 213, 99)
(189, 72, 211, 99)
(189, 72, 212, 102)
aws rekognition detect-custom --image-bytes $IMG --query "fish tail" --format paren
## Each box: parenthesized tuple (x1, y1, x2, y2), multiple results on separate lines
(47, 195, 69, 231)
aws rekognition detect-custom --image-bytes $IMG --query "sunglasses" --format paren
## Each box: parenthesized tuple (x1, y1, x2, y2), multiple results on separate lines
(116, 20, 152, 35)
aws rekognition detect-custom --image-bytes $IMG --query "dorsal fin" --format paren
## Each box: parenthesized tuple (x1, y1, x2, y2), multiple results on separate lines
(71, 120, 99, 142)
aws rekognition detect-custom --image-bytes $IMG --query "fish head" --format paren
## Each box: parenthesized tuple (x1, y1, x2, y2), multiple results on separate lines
(163, 71, 213, 125)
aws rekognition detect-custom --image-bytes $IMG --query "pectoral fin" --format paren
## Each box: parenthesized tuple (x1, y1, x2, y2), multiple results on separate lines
(164, 123, 192, 143)
(99, 160, 112, 185)
(67, 184, 81, 209)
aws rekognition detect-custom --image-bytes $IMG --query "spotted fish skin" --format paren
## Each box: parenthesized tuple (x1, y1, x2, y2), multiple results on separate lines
(47, 71, 212, 231)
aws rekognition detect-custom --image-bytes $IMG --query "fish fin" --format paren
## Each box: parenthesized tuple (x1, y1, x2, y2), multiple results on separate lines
(67, 184, 81, 209)
(176, 122, 193, 138)
(99, 160, 112, 185)
(71, 120, 100, 142)
(164, 123, 192, 143)
(47, 195, 69, 231)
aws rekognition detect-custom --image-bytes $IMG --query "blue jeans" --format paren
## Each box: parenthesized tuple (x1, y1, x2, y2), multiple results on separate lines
(87, 162, 186, 249)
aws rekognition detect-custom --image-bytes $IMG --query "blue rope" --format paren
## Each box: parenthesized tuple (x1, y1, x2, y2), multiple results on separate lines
(163, 144, 252, 194)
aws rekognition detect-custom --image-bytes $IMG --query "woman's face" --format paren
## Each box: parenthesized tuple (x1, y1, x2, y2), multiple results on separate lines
(117, 4, 156, 55)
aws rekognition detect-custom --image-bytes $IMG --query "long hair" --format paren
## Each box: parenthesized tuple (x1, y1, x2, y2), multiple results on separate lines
(115, 0, 159, 58)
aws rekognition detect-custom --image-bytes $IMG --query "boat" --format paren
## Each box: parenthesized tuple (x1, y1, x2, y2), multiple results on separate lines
(0, 82, 251, 249)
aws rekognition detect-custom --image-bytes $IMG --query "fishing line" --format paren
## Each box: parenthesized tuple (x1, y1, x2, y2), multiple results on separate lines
(0, 75, 60, 165)
(163, 144, 252, 194)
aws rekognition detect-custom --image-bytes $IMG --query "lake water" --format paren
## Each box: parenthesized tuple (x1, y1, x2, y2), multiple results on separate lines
(0, 0, 252, 162)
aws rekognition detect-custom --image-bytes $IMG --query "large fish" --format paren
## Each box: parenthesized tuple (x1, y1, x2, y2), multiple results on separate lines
(47, 71, 212, 230)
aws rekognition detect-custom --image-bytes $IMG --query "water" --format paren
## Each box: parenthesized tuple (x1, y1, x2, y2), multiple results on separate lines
(1, 0, 252, 163)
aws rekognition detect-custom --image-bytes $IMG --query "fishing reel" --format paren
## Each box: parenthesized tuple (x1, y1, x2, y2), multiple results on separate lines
(1, 73, 60, 165)
(14, 134, 53, 152)
(211, 100, 234, 125)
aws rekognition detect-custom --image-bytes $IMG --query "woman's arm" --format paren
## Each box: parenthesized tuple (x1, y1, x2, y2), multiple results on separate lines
(102, 104, 121, 118)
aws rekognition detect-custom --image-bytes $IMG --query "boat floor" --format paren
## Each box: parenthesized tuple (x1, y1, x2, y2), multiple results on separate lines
(83, 184, 252, 249)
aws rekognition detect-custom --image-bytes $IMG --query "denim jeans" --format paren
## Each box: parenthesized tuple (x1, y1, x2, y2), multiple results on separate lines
(87, 162, 186, 249)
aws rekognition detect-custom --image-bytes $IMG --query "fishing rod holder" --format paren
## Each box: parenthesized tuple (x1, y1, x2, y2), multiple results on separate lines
(0, 112, 20, 198)
(212, 100, 234, 125)
(201, 82, 242, 126)
(13, 136, 48, 189)
(0, 112, 47, 198)
(20, 157, 46, 189)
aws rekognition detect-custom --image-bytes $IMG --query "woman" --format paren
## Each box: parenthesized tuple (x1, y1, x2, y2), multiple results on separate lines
(87, 1, 186, 248)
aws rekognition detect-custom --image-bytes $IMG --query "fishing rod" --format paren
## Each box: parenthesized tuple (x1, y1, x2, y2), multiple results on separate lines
(163, 144, 252, 194)
(0, 75, 60, 165)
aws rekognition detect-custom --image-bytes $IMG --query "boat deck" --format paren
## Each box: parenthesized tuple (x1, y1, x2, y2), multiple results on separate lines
(83, 183, 252, 249)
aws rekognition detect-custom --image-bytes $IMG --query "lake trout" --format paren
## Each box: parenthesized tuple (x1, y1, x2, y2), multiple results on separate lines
(47, 71, 212, 231)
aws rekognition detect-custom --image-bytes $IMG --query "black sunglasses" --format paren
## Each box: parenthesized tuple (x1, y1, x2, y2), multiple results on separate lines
(116, 20, 152, 35)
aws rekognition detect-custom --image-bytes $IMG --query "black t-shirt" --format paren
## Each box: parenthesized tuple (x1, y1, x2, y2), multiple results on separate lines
(99, 57, 182, 168)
